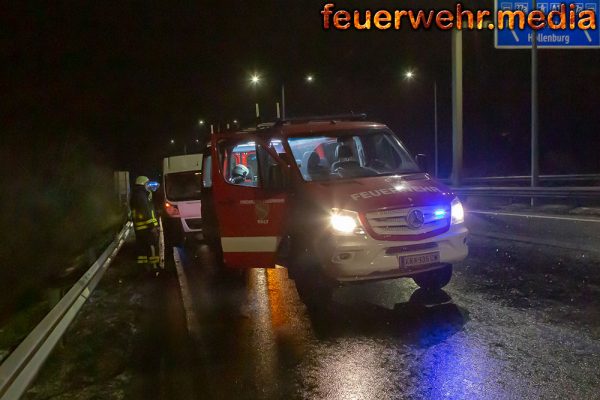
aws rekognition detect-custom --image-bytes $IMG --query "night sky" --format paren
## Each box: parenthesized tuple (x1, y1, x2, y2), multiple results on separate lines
(3, 0, 600, 178)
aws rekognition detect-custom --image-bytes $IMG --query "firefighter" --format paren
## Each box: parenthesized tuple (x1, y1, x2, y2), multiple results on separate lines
(130, 176, 160, 271)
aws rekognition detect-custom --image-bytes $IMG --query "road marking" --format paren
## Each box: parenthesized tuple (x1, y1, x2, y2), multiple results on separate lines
(173, 247, 202, 341)
(468, 210, 600, 223)
(158, 218, 165, 269)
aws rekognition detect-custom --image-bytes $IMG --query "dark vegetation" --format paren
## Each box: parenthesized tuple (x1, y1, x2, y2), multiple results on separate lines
(0, 133, 124, 323)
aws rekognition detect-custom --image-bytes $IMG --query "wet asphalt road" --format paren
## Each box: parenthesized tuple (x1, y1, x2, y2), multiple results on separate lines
(136, 212, 600, 400)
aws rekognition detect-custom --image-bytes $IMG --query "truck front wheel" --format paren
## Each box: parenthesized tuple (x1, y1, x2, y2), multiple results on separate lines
(294, 267, 334, 309)
(288, 239, 334, 309)
(412, 264, 453, 291)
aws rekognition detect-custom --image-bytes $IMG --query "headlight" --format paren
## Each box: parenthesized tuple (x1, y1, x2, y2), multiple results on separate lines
(330, 209, 363, 234)
(451, 197, 464, 225)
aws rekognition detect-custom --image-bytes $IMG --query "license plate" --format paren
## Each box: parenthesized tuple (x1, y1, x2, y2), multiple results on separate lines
(400, 252, 440, 268)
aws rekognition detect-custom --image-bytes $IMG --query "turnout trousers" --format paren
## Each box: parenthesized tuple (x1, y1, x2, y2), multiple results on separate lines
(134, 228, 160, 269)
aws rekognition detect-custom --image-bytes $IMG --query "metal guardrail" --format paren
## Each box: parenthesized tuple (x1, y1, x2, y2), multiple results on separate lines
(441, 174, 600, 185)
(0, 222, 131, 400)
(468, 209, 600, 222)
(452, 186, 600, 199)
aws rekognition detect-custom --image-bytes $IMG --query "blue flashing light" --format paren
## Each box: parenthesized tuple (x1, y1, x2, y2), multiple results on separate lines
(433, 209, 446, 218)
(146, 181, 160, 192)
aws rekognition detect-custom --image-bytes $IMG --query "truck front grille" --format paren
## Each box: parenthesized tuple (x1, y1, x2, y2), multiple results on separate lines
(364, 206, 450, 237)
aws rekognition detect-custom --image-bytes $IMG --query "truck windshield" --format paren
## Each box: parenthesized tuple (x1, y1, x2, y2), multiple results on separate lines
(165, 171, 202, 201)
(287, 130, 420, 181)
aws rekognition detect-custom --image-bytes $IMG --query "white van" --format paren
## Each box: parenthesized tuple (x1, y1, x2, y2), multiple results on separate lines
(162, 154, 203, 245)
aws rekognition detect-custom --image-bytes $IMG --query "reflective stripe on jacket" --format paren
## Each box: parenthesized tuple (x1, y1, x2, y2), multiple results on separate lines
(133, 210, 158, 230)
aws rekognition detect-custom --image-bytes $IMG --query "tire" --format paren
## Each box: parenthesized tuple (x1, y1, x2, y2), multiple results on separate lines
(289, 240, 334, 309)
(412, 264, 453, 291)
(202, 226, 226, 274)
(207, 233, 224, 268)
(294, 267, 334, 309)
(195, 226, 230, 280)
(200, 200, 224, 269)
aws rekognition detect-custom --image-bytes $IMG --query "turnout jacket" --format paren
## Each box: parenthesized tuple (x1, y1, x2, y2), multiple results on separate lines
(130, 185, 158, 231)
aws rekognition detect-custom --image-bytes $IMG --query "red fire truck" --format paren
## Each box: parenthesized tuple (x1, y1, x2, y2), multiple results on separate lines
(201, 115, 468, 304)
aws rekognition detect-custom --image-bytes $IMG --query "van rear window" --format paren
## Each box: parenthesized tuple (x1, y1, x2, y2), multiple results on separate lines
(165, 171, 202, 201)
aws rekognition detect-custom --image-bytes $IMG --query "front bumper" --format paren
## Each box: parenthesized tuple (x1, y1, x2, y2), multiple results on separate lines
(315, 224, 468, 283)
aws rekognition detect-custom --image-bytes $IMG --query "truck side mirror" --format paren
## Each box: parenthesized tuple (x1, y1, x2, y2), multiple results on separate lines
(415, 154, 428, 172)
(266, 163, 288, 191)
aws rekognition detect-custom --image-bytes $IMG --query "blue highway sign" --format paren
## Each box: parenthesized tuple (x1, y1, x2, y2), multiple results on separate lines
(495, 0, 600, 48)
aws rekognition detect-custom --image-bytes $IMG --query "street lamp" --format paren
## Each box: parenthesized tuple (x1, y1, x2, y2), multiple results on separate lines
(404, 70, 439, 178)
(248, 73, 263, 120)
(196, 118, 206, 144)
(170, 139, 175, 145)
(250, 74, 261, 85)
(246, 72, 315, 120)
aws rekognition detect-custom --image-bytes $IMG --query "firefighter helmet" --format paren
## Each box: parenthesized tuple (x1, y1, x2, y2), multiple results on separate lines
(230, 164, 250, 183)
(135, 175, 150, 186)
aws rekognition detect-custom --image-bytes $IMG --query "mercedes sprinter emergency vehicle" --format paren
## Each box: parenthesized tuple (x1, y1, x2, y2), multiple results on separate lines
(201, 115, 468, 302)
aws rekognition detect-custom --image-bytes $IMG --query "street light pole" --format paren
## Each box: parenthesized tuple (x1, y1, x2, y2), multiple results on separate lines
(281, 84, 286, 120)
(404, 71, 439, 177)
(531, 0, 539, 206)
(197, 119, 205, 145)
(451, 28, 463, 187)
(250, 74, 261, 123)
(250, 73, 312, 121)
(434, 80, 438, 178)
